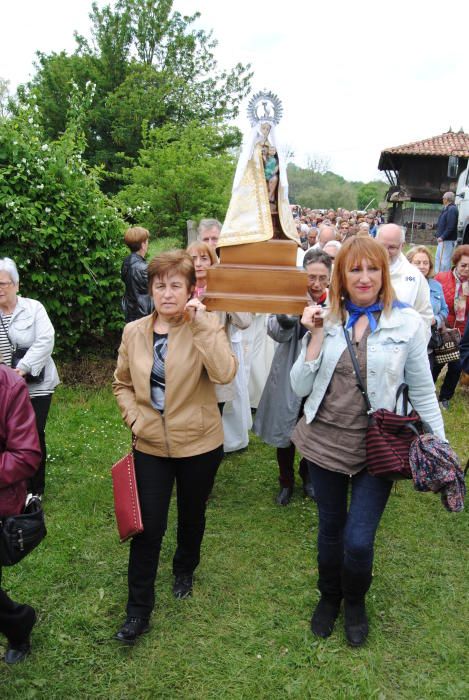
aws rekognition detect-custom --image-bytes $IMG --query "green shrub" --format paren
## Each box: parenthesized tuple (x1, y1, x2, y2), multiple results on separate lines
(0, 91, 127, 355)
(116, 120, 238, 238)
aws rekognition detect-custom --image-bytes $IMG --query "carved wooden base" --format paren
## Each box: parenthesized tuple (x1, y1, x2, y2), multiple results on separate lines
(203, 240, 308, 314)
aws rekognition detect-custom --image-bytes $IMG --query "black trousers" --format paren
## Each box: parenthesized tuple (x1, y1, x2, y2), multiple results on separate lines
(432, 359, 462, 401)
(126, 446, 223, 619)
(29, 394, 53, 495)
(0, 569, 33, 645)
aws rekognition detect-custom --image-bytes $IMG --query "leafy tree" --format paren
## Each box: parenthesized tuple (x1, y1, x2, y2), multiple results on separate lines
(0, 89, 126, 354)
(287, 163, 357, 210)
(0, 78, 10, 119)
(116, 120, 237, 238)
(287, 163, 389, 211)
(20, 0, 252, 192)
(357, 181, 387, 210)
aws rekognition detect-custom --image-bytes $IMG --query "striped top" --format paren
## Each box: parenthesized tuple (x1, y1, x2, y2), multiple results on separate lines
(0, 313, 13, 366)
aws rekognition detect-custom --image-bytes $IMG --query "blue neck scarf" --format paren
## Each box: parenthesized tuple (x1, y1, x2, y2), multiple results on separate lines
(345, 299, 409, 331)
(345, 300, 383, 331)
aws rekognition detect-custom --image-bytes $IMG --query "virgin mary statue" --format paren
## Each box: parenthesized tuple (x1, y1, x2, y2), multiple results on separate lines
(217, 102, 301, 248)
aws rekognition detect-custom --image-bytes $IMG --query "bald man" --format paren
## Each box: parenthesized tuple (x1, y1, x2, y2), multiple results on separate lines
(376, 224, 432, 336)
(312, 225, 337, 251)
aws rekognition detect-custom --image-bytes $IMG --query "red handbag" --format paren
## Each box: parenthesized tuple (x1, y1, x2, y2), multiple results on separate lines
(366, 401, 424, 479)
(111, 443, 143, 542)
(343, 327, 426, 480)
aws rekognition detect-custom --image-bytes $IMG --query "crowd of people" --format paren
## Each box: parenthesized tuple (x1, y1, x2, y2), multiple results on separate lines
(109, 215, 467, 650)
(293, 206, 385, 249)
(1, 206, 468, 661)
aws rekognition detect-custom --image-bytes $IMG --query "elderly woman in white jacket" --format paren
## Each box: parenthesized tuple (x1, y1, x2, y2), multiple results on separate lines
(289, 237, 444, 648)
(0, 258, 59, 496)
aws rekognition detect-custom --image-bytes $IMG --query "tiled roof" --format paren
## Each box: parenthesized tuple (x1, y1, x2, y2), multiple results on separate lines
(381, 130, 469, 157)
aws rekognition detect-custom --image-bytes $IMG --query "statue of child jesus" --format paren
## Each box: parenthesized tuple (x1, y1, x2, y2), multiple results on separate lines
(263, 145, 279, 203)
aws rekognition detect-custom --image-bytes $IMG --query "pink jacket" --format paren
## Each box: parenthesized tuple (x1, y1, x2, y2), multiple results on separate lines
(0, 365, 41, 517)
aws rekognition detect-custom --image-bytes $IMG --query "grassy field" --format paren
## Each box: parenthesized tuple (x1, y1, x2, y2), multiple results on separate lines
(2, 236, 467, 698)
(148, 236, 183, 258)
(0, 378, 468, 699)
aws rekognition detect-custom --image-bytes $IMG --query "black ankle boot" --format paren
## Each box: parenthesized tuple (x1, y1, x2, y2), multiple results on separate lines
(173, 574, 193, 600)
(276, 486, 293, 506)
(344, 598, 368, 647)
(310, 597, 341, 638)
(114, 617, 150, 644)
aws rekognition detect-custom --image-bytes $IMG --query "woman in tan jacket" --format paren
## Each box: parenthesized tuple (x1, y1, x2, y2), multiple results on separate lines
(113, 250, 237, 644)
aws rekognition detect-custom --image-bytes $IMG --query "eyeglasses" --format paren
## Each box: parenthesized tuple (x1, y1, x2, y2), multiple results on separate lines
(0, 281, 13, 288)
(308, 275, 329, 284)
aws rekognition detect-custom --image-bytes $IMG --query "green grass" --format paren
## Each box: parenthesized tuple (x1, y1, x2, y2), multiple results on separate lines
(148, 235, 183, 258)
(1, 381, 468, 699)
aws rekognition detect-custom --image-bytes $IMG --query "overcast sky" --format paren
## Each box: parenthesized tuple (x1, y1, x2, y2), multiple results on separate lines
(1, 0, 468, 182)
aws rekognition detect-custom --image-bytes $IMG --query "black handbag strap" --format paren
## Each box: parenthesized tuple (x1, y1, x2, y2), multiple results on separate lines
(342, 325, 373, 415)
(342, 325, 410, 416)
(394, 383, 410, 414)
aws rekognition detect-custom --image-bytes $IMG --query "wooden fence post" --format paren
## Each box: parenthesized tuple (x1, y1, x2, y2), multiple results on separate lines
(187, 220, 198, 245)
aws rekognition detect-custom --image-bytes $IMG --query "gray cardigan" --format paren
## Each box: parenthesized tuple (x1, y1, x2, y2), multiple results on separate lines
(252, 315, 303, 448)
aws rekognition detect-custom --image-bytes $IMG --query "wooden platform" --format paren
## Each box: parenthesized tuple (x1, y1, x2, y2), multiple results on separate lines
(203, 240, 308, 314)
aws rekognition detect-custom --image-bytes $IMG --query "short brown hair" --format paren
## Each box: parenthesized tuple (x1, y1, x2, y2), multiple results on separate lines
(452, 244, 469, 267)
(186, 241, 218, 266)
(147, 250, 196, 294)
(329, 237, 395, 323)
(124, 227, 150, 252)
(406, 245, 434, 277)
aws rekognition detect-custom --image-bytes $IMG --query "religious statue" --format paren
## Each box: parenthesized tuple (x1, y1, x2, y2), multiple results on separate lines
(216, 91, 301, 248)
(262, 145, 279, 205)
(202, 90, 307, 314)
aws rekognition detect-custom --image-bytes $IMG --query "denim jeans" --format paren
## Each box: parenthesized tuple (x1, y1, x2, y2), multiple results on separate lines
(307, 461, 392, 602)
(434, 240, 456, 274)
(127, 446, 223, 619)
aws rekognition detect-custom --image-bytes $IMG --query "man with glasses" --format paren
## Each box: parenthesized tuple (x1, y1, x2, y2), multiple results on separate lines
(376, 224, 432, 336)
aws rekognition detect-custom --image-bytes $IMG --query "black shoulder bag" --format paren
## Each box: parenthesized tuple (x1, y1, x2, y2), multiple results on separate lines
(0, 497, 47, 566)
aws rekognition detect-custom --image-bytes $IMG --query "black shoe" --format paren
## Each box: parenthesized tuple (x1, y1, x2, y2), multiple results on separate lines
(5, 641, 31, 664)
(114, 617, 150, 644)
(302, 482, 316, 501)
(5, 605, 36, 664)
(440, 399, 450, 410)
(276, 486, 293, 506)
(173, 574, 193, 600)
(344, 599, 368, 647)
(310, 597, 341, 638)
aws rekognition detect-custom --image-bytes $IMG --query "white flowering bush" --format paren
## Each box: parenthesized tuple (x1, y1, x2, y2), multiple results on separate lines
(0, 92, 127, 354)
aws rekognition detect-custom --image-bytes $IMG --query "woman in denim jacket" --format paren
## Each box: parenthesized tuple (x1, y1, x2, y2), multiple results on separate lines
(290, 238, 444, 647)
